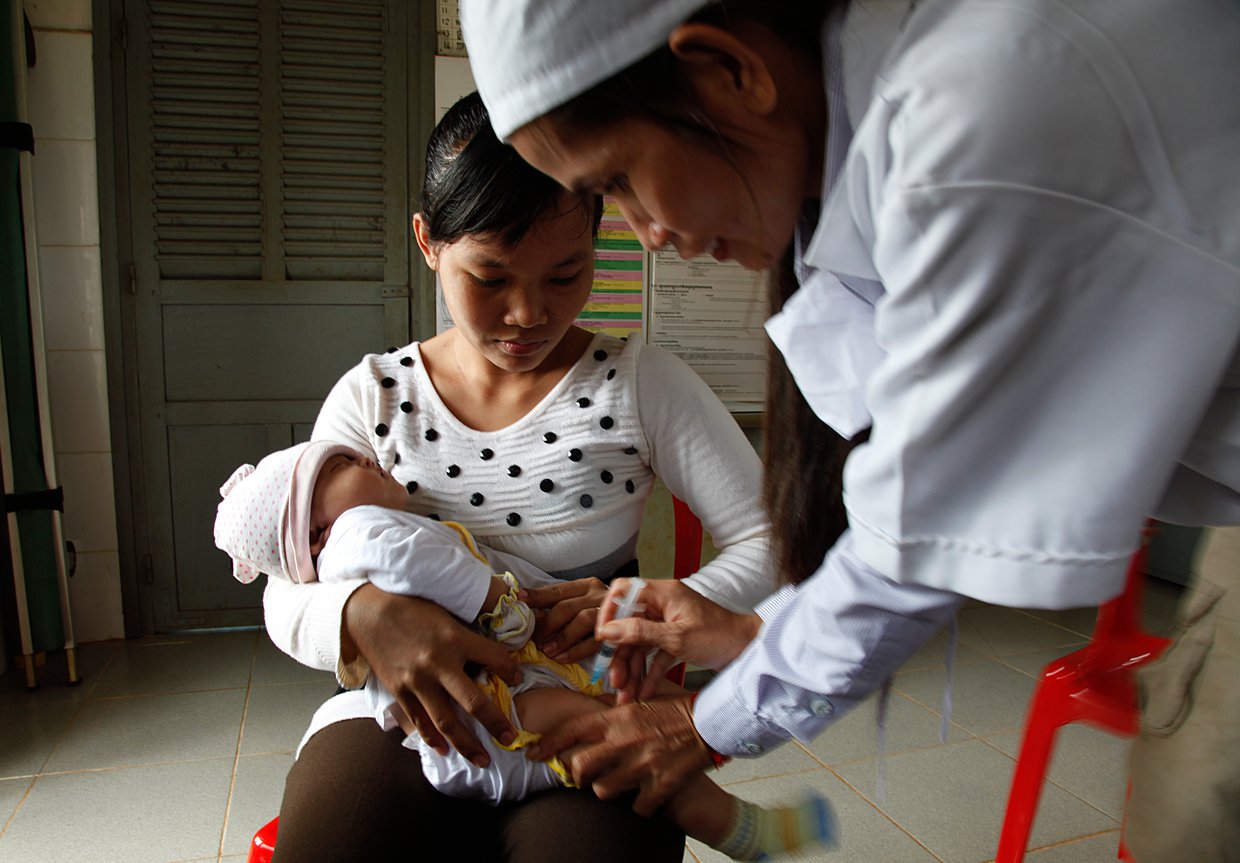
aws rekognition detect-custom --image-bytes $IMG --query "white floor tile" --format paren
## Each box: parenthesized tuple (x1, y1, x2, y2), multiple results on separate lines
(0, 760, 233, 863)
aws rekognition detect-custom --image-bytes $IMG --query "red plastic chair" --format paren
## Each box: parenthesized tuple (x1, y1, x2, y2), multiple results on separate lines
(995, 525, 1171, 863)
(246, 497, 706, 863)
(664, 495, 704, 686)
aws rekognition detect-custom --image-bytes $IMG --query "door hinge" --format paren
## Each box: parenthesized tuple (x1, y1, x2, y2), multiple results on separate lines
(144, 553, 154, 585)
(119, 13, 128, 53)
(128, 262, 137, 295)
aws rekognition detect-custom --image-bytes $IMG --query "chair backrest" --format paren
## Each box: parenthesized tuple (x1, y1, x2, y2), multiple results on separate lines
(671, 496, 703, 582)
(1092, 526, 1151, 643)
(665, 497, 702, 687)
(1082, 520, 1168, 675)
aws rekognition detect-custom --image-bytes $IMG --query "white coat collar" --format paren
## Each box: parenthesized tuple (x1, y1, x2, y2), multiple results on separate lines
(765, 1, 911, 438)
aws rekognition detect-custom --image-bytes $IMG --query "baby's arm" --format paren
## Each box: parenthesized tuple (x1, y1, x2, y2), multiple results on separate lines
(316, 507, 501, 624)
(317, 506, 533, 644)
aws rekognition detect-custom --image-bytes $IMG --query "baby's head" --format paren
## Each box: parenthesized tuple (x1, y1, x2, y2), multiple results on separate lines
(213, 441, 406, 584)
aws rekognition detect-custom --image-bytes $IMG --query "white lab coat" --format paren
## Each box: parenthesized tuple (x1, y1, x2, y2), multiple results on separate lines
(698, 0, 1240, 756)
(772, 0, 1240, 608)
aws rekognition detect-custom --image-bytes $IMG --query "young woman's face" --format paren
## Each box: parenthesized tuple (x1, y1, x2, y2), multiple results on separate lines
(417, 196, 596, 373)
(309, 453, 407, 554)
(510, 113, 804, 272)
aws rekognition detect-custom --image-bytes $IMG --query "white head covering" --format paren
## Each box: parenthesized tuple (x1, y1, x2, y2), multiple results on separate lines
(460, 0, 712, 141)
(213, 441, 356, 585)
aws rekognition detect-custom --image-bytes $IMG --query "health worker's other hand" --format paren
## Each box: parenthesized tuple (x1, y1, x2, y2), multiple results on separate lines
(526, 693, 712, 816)
(521, 577, 608, 664)
(598, 578, 761, 703)
(342, 584, 520, 768)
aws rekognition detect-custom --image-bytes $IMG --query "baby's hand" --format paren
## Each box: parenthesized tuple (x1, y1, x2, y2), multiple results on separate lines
(522, 578, 609, 663)
(478, 573, 535, 648)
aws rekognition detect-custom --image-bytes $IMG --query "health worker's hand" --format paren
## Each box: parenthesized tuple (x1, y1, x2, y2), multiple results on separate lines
(521, 577, 609, 664)
(598, 578, 762, 703)
(342, 584, 520, 768)
(526, 693, 713, 816)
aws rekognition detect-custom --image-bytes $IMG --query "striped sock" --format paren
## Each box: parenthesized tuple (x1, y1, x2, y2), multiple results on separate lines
(714, 794, 836, 861)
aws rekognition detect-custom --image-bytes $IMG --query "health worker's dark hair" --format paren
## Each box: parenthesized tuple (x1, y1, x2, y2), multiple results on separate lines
(764, 249, 868, 585)
(548, 2, 834, 153)
(421, 91, 603, 248)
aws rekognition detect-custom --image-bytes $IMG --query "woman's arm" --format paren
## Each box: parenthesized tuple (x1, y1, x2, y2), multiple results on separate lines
(530, 532, 961, 812)
(262, 358, 378, 679)
(635, 344, 776, 612)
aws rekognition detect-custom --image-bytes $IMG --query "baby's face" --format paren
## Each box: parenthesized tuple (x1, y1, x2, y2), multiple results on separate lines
(309, 453, 407, 554)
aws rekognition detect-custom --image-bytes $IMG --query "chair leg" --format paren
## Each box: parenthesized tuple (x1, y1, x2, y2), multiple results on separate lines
(996, 686, 1069, 863)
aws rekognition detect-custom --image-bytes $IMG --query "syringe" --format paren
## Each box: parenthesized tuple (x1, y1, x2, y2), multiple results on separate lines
(588, 578, 647, 687)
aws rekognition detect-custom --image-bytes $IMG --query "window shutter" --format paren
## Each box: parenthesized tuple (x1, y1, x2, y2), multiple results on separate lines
(143, 0, 407, 283)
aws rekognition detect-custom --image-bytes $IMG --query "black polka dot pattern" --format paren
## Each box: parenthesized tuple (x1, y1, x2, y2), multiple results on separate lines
(386, 346, 398, 353)
(429, 513, 440, 520)
(367, 336, 645, 534)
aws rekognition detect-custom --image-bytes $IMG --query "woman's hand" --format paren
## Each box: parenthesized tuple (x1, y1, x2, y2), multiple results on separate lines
(521, 578, 609, 663)
(598, 578, 762, 703)
(526, 693, 713, 816)
(342, 584, 520, 767)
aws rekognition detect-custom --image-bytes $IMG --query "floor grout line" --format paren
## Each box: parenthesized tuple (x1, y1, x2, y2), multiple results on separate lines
(217, 631, 261, 861)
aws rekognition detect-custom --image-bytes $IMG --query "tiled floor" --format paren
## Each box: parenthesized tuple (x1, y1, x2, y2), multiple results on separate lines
(0, 579, 1184, 863)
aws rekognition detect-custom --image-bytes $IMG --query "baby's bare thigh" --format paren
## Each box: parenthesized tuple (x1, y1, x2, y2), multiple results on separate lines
(514, 687, 612, 733)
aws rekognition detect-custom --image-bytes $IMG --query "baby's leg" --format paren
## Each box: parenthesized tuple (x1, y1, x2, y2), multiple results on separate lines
(516, 688, 835, 860)
(664, 779, 835, 861)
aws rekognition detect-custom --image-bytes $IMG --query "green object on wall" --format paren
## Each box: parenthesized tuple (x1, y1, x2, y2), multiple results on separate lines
(0, 0, 64, 655)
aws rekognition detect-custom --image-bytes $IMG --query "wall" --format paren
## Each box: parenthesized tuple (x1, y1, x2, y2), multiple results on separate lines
(23, 0, 123, 642)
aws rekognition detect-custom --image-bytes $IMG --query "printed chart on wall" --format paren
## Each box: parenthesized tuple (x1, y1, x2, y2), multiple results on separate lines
(648, 253, 768, 413)
(582, 198, 644, 338)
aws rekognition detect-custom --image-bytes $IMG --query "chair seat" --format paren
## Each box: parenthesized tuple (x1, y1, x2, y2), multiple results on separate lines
(247, 816, 277, 863)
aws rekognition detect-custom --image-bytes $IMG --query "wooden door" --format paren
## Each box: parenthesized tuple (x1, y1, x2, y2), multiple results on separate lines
(120, 0, 421, 628)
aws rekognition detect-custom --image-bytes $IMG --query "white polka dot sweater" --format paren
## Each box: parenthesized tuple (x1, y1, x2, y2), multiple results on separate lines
(263, 332, 773, 681)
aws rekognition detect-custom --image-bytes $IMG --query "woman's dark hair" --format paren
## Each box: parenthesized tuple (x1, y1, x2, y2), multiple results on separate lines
(421, 91, 603, 247)
(763, 250, 868, 585)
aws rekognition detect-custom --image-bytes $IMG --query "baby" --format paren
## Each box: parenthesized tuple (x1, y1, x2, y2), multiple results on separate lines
(214, 440, 834, 861)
